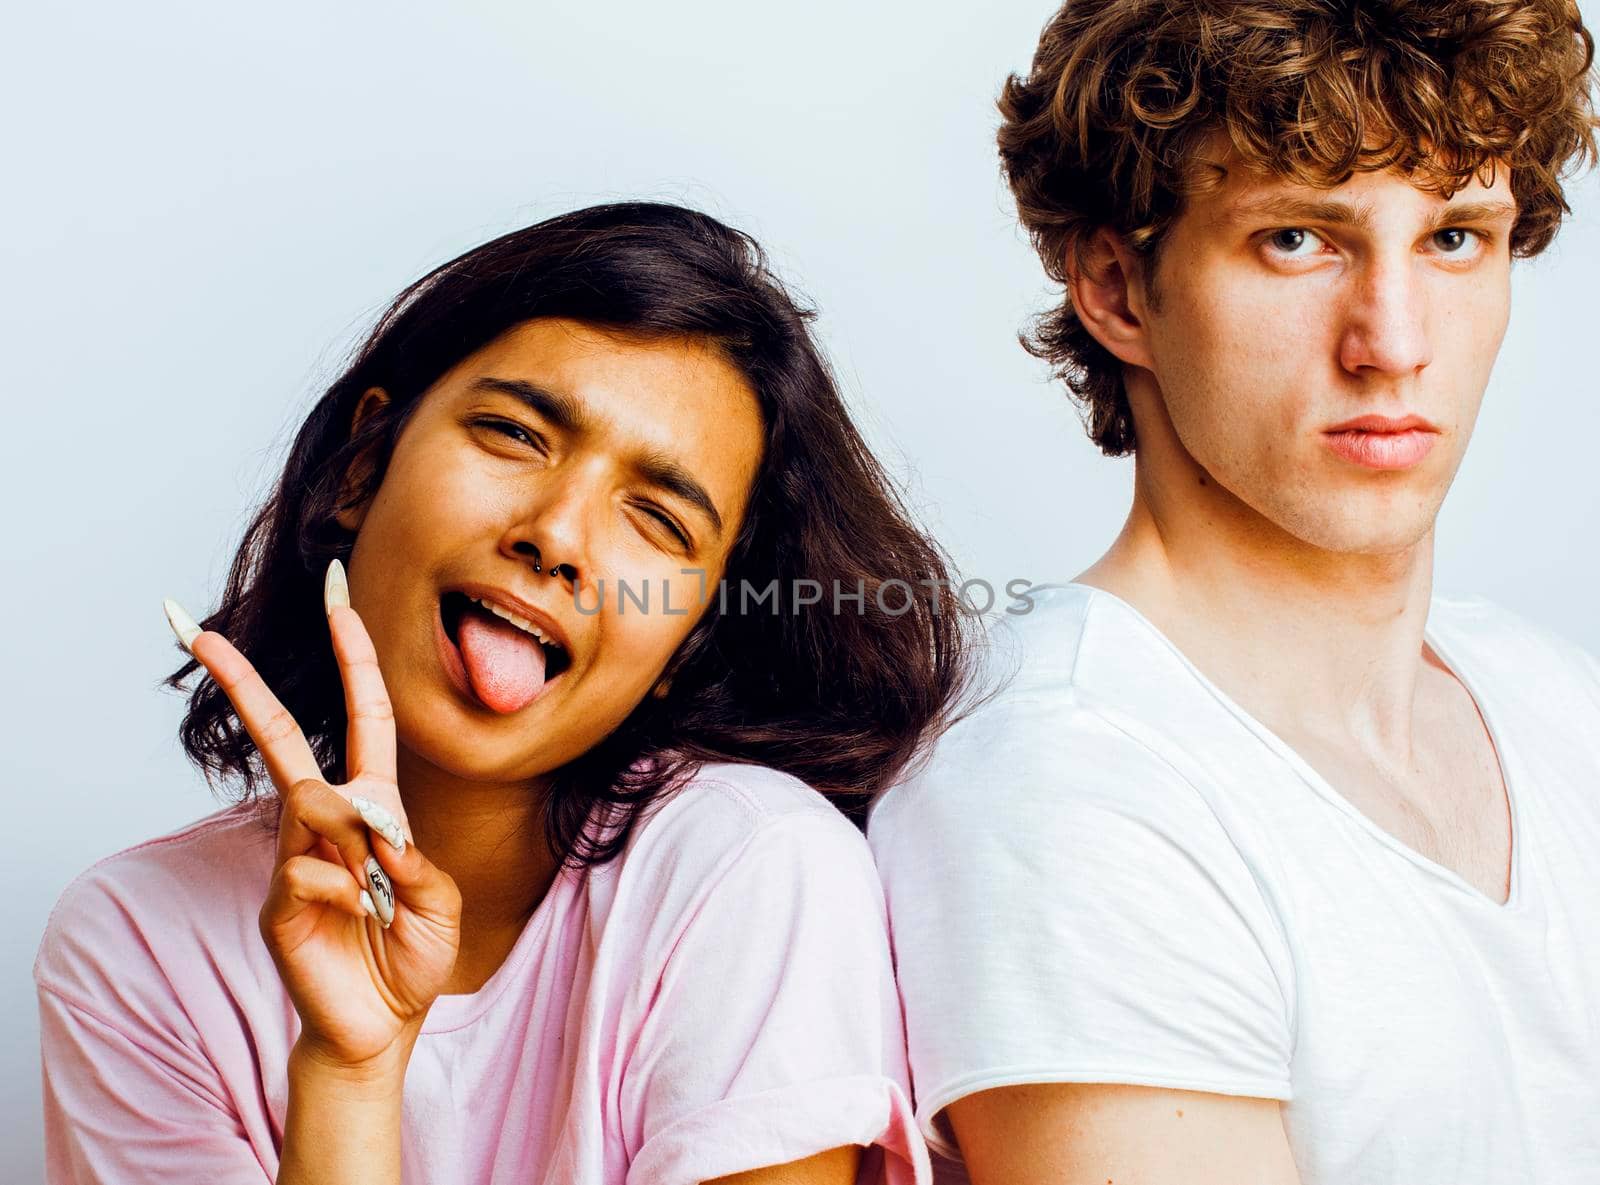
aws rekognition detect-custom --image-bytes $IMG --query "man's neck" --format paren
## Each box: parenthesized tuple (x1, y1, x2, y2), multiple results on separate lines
(1076, 465, 1438, 766)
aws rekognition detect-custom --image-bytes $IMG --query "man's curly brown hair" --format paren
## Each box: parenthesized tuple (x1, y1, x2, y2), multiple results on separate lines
(998, 0, 1600, 456)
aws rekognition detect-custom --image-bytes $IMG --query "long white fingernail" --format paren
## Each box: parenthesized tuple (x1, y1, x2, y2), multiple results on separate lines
(359, 889, 378, 919)
(351, 795, 406, 855)
(364, 855, 394, 928)
(163, 598, 202, 654)
(324, 558, 350, 614)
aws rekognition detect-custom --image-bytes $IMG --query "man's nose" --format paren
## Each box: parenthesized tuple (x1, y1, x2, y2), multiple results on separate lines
(1336, 253, 1434, 379)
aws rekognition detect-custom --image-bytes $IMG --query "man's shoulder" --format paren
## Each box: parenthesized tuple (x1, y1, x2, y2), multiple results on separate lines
(938, 580, 1159, 713)
(975, 579, 1098, 689)
(991, 582, 1600, 709)
(888, 578, 1200, 758)
(867, 582, 1202, 858)
(1428, 591, 1600, 704)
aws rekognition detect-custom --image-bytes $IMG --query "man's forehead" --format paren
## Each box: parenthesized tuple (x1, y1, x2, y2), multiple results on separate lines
(1193, 152, 1516, 229)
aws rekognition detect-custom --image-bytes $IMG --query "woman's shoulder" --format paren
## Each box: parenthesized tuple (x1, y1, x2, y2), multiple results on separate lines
(34, 798, 279, 1007)
(607, 759, 879, 925)
(601, 765, 919, 1185)
(628, 759, 867, 864)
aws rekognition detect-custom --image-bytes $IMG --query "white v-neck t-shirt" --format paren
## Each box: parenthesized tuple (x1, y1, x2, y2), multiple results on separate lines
(868, 582, 1600, 1184)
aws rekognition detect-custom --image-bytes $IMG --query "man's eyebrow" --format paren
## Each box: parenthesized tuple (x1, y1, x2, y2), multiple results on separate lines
(1220, 195, 1519, 231)
(469, 375, 726, 539)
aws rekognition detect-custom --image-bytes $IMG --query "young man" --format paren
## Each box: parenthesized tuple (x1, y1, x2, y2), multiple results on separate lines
(868, 3, 1600, 1183)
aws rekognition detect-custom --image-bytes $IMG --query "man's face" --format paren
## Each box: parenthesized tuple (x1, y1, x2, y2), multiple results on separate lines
(1129, 148, 1517, 555)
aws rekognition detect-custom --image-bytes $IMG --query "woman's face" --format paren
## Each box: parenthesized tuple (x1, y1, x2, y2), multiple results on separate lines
(337, 318, 765, 783)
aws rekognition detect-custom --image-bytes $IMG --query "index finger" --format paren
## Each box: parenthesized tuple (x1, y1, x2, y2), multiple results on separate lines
(183, 627, 325, 794)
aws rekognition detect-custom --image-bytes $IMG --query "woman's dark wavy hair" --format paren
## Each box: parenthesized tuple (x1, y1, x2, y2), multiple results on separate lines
(165, 201, 984, 868)
(998, 0, 1600, 455)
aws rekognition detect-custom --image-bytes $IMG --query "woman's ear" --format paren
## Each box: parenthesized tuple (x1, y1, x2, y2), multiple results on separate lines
(650, 676, 672, 700)
(333, 387, 392, 533)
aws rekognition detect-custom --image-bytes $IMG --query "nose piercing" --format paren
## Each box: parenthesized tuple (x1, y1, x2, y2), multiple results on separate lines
(529, 545, 569, 578)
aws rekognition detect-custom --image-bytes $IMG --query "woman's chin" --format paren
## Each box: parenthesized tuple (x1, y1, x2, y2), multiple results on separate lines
(395, 716, 565, 784)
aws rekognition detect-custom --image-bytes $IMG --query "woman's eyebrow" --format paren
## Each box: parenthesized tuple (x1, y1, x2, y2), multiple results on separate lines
(468, 375, 725, 539)
(470, 376, 589, 434)
(632, 447, 725, 539)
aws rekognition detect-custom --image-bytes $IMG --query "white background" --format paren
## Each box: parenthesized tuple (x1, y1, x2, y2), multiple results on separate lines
(4, 1, 1596, 1172)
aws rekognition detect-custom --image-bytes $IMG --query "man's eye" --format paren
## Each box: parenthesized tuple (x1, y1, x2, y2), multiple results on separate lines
(1264, 228, 1324, 256)
(1433, 227, 1484, 255)
(1263, 226, 1487, 260)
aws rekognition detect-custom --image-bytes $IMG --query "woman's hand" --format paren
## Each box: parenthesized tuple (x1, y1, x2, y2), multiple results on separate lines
(164, 559, 463, 1070)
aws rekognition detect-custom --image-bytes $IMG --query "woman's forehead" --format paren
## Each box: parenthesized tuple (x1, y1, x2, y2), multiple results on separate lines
(454, 320, 750, 407)
(427, 319, 764, 536)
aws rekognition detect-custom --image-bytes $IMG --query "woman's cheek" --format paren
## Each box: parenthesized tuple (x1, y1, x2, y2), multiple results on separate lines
(600, 609, 686, 700)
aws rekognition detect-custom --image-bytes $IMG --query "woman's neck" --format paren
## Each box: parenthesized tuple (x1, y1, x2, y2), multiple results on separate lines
(394, 748, 562, 970)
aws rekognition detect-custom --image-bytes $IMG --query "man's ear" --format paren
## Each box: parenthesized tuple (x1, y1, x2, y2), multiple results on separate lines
(1064, 227, 1158, 372)
(333, 387, 392, 533)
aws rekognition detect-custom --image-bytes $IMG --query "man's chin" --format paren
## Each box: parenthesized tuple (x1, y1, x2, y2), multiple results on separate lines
(1281, 510, 1439, 559)
(1247, 469, 1443, 555)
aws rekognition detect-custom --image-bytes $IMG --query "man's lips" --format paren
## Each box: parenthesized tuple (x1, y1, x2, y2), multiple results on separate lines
(1324, 412, 1439, 434)
(1322, 413, 1440, 471)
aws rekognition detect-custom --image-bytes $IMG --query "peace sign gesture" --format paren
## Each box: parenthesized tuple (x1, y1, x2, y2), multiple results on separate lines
(164, 559, 462, 1069)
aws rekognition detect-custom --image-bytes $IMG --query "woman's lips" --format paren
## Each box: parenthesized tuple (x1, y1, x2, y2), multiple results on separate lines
(434, 602, 477, 703)
(1322, 427, 1438, 470)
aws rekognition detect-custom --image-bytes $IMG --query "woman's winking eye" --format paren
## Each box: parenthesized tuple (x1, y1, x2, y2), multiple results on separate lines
(472, 415, 693, 550)
(630, 501, 691, 548)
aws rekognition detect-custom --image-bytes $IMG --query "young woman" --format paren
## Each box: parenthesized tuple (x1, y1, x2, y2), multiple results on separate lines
(34, 202, 975, 1184)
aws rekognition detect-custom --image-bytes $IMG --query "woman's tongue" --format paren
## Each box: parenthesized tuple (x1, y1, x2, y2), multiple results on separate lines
(455, 607, 547, 714)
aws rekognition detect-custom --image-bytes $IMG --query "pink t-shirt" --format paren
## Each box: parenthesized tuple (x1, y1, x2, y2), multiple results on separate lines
(34, 760, 930, 1184)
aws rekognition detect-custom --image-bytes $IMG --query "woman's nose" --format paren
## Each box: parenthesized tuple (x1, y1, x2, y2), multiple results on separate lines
(510, 540, 580, 588)
(503, 474, 590, 591)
